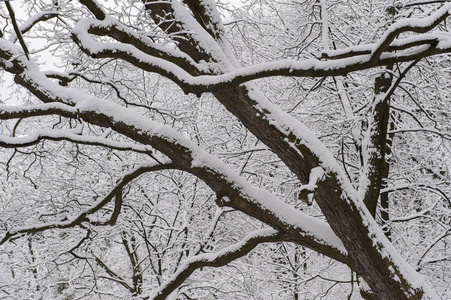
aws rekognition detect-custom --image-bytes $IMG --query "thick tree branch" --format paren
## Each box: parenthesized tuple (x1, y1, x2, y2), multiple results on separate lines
(183, 0, 226, 42)
(74, 17, 203, 75)
(2, 54, 348, 264)
(0, 103, 78, 119)
(72, 22, 451, 96)
(79, 0, 106, 20)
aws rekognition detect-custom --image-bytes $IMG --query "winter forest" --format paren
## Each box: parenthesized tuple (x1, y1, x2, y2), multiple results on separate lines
(0, 0, 450, 299)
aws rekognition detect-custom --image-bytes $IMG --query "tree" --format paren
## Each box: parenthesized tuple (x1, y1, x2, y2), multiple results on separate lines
(0, 0, 450, 299)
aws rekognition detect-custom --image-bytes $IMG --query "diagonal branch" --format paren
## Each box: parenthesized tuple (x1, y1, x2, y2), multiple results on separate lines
(149, 228, 283, 300)
(4, 1, 29, 60)
(2, 47, 348, 263)
(0, 161, 175, 245)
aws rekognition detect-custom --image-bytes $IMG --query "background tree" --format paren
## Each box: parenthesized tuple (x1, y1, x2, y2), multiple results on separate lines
(0, 0, 450, 299)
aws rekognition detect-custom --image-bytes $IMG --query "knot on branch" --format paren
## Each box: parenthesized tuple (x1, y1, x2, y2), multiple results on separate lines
(215, 194, 231, 207)
(298, 166, 325, 205)
(375, 73, 392, 94)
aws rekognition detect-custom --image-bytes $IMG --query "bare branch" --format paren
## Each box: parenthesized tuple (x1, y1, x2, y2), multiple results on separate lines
(4, 1, 29, 60)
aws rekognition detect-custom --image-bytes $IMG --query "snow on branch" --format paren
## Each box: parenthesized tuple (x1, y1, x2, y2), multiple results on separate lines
(370, 3, 451, 62)
(148, 228, 282, 300)
(183, 0, 226, 42)
(74, 17, 203, 74)
(8, 11, 60, 43)
(0, 161, 175, 246)
(71, 22, 451, 96)
(322, 33, 449, 60)
(69, 96, 347, 259)
(0, 103, 78, 120)
(0, 4, 450, 98)
(169, 0, 233, 68)
(0, 128, 155, 154)
(298, 166, 325, 205)
(0, 46, 347, 260)
(67, 3, 451, 97)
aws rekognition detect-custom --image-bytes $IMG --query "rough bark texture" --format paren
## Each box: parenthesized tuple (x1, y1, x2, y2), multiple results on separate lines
(363, 73, 393, 217)
(211, 86, 421, 300)
(133, 2, 425, 298)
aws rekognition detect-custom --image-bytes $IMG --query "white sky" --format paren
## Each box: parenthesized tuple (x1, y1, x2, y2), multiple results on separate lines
(1, 0, 67, 105)
(1, 0, 28, 105)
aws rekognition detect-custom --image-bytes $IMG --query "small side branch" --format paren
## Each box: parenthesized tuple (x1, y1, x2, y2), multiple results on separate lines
(298, 166, 325, 205)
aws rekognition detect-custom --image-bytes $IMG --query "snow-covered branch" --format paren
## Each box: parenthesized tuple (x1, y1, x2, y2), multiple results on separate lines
(0, 161, 174, 246)
(0, 128, 155, 154)
(323, 33, 448, 60)
(0, 39, 348, 261)
(370, 3, 451, 62)
(148, 228, 282, 300)
(8, 11, 59, 43)
(70, 9, 451, 95)
(73, 16, 203, 74)
(0, 103, 78, 120)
